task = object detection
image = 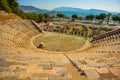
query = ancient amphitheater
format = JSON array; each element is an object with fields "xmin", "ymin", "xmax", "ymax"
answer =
[{"xmin": 0, "ymin": 12, "xmax": 120, "ymax": 80}]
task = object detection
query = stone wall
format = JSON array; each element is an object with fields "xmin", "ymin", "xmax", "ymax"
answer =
[
  {"xmin": 43, "ymin": 25, "xmax": 114, "ymax": 37},
  {"xmin": 43, "ymin": 25, "xmax": 90, "ymax": 37},
  {"xmin": 82, "ymin": 28, "xmax": 120, "ymax": 54}
]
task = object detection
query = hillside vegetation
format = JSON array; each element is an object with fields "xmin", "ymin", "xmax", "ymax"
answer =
[{"xmin": 0, "ymin": 0, "xmax": 51, "ymax": 22}]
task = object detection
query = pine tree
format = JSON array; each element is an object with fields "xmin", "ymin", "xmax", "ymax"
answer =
[{"xmin": 0, "ymin": 0, "xmax": 11, "ymax": 12}]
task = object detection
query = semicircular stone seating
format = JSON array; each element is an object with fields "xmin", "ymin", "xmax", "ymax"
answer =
[
  {"xmin": 66, "ymin": 28, "xmax": 120, "ymax": 80},
  {"xmin": 0, "ymin": 12, "xmax": 120, "ymax": 80}
]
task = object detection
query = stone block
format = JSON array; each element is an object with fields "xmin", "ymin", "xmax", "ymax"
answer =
[
  {"xmin": 30, "ymin": 77, "xmax": 48, "ymax": 80},
  {"xmin": 96, "ymin": 68, "xmax": 109, "ymax": 74},
  {"xmin": 106, "ymin": 59, "xmax": 118, "ymax": 65},
  {"xmin": 109, "ymin": 68, "xmax": 120, "ymax": 76},
  {"xmin": 78, "ymin": 65, "xmax": 95, "ymax": 71},
  {"xmin": 88, "ymin": 62, "xmax": 108, "ymax": 68},
  {"xmin": 84, "ymin": 69, "xmax": 100, "ymax": 80},
  {"xmin": 43, "ymin": 70, "xmax": 56, "ymax": 75},
  {"xmin": 53, "ymin": 67, "xmax": 67, "ymax": 74}
]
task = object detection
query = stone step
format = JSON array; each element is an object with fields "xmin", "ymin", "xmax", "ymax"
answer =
[{"xmin": 84, "ymin": 69, "xmax": 100, "ymax": 80}]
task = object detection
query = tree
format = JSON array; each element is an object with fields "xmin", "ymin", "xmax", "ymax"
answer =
[
  {"xmin": 43, "ymin": 13, "xmax": 50, "ymax": 19},
  {"xmin": 112, "ymin": 16, "xmax": 120, "ymax": 24},
  {"xmin": 95, "ymin": 15, "xmax": 101, "ymax": 20},
  {"xmin": 72, "ymin": 14, "xmax": 78, "ymax": 19},
  {"xmin": 57, "ymin": 13, "xmax": 65, "ymax": 20},
  {"xmin": 25, "ymin": 12, "xmax": 39, "ymax": 21},
  {"xmin": 96, "ymin": 13, "xmax": 107, "ymax": 20},
  {"xmin": 0, "ymin": 0, "xmax": 11, "ymax": 12},
  {"xmin": 51, "ymin": 15, "xmax": 55, "ymax": 18},
  {"xmin": 15, "ymin": 9, "xmax": 26, "ymax": 18},
  {"xmin": 0, "ymin": 0, "xmax": 59, "ymax": 22},
  {"xmin": 7, "ymin": 0, "xmax": 18, "ymax": 8},
  {"xmin": 0, "ymin": 0, "xmax": 25, "ymax": 17},
  {"xmin": 7, "ymin": 0, "xmax": 19, "ymax": 13},
  {"xmin": 39, "ymin": 14, "xmax": 46, "ymax": 22},
  {"xmin": 86, "ymin": 14, "xmax": 95, "ymax": 20},
  {"xmin": 95, "ymin": 13, "xmax": 107, "ymax": 24}
]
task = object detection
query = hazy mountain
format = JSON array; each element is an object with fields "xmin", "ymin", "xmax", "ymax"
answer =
[
  {"xmin": 19, "ymin": 5, "xmax": 49, "ymax": 13},
  {"xmin": 52, "ymin": 7, "xmax": 108, "ymax": 15},
  {"xmin": 19, "ymin": 6, "xmax": 119, "ymax": 15},
  {"xmin": 52, "ymin": 7, "xmax": 118, "ymax": 15},
  {"xmin": 19, "ymin": 5, "xmax": 60, "ymax": 16}
]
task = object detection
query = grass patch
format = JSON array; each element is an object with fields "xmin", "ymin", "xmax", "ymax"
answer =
[{"xmin": 34, "ymin": 32, "xmax": 86, "ymax": 52}]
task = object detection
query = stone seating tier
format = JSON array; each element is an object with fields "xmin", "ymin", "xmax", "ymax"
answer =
[{"xmin": 0, "ymin": 12, "xmax": 120, "ymax": 80}]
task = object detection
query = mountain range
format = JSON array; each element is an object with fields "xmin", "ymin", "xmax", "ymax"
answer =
[
  {"xmin": 19, "ymin": 5, "xmax": 119, "ymax": 15},
  {"xmin": 52, "ymin": 7, "xmax": 109, "ymax": 15},
  {"xmin": 19, "ymin": 5, "xmax": 49, "ymax": 13}
]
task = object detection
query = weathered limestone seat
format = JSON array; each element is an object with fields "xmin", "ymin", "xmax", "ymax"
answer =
[
  {"xmin": 65, "ymin": 28, "xmax": 120, "ymax": 80},
  {"xmin": 0, "ymin": 12, "xmax": 120, "ymax": 80}
]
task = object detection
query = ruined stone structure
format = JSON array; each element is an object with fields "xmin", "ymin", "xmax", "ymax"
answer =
[
  {"xmin": 43, "ymin": 25, "xmax": 114, "ymax": 37},
  {"xmin": 87, "ymin": 28, "xmax": 120, "ymax": 54},
  {"xmin": 0, "ymin": 16, "xmax": 77, "ymax": 80},
  {"xmin": 43, "ymin": 25, "xmax": 90, "ymax": 36},
  {"xmin": 0, "ymin": 12, "xmax": 120, "ymax": 80},
  {"xmin": 72, "ymin": 28, "xmax": 80, "ymax": 35},
  {"xmin": 66, "ymin": 28, "xmax": 120, "ymax": 80}
]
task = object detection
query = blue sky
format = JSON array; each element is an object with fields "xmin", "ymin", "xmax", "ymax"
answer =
[{"xmin": 18, "ymin": 0, "xmax": 120, "ymax": 12}]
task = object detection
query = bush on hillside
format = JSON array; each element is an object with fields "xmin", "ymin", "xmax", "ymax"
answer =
[{"xmin": 0, "ymin": 0, "xmax": 12, "ymax": 12}]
